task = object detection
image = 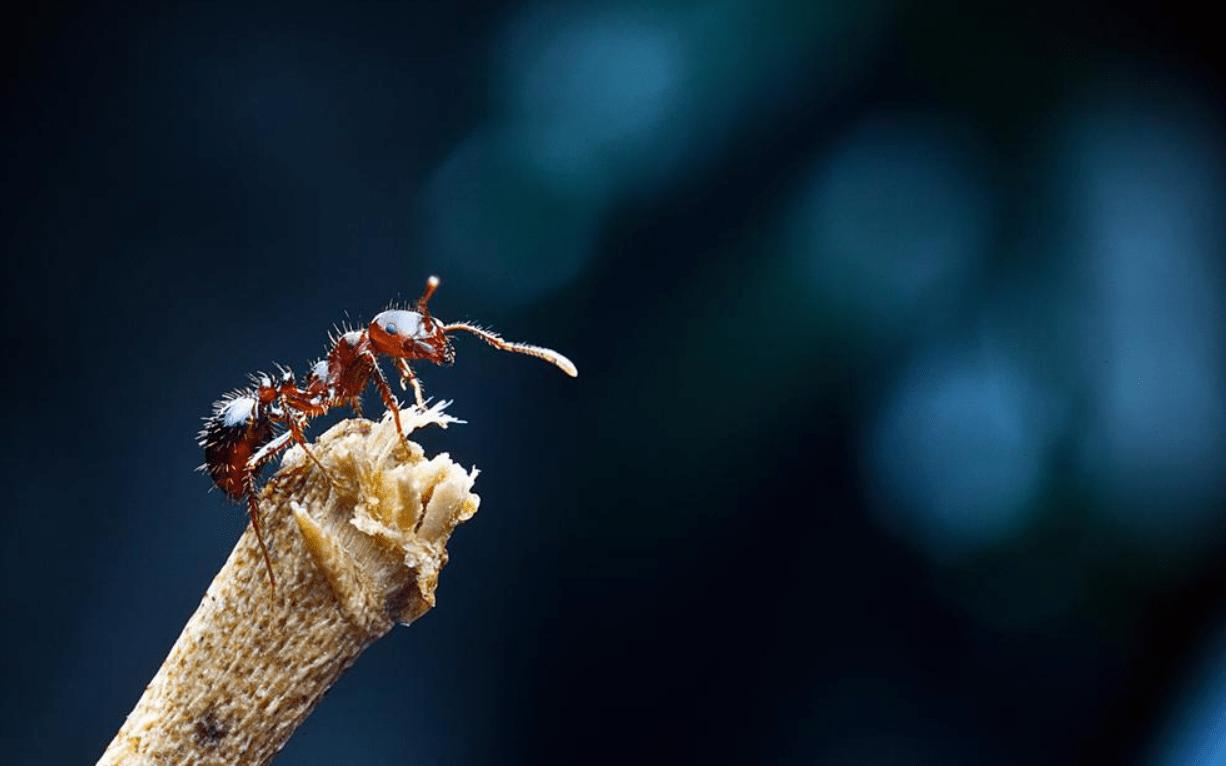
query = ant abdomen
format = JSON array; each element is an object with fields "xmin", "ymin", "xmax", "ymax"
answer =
[{"xmin": 198, "ymin": 393, "xmax": 273, "ymax": 500}]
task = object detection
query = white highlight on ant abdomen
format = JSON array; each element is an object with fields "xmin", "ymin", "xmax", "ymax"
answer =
[{"xmin": 221, "ymin": 396, "xmax": 257, "ymax": 428}]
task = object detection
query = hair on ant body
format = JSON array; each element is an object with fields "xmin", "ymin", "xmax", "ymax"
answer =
[{"xmin": 197, "ymin": 276, "xmax": 577, "ymax": 589}]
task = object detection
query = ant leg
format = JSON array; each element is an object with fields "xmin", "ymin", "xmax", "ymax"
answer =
[
  {"xmin": 239, "ymin": 429, "xmax": 311, "ymax": 591},
  {"xmin": 396, "ymin": 359, "xmax": 426, "ymax": 408},
  {"xmin": 367, "ymin": 355, "xmax": 411, "ymax": 449},
  {"xmin": 280, "ymin": 407, "xmax": 338, "ymax": 487},
  {"xmin": 248, "ymin": 431, "xmax": 294, "ymax": 473},
  {"xmin": 245, "ymin": 484, "xmax": 278, "ymax": 592}
]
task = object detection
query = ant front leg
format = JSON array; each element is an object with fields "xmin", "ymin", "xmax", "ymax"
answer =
[
  {"xmin": 396, "ymin": 359, "xmax": 426, "ymax": 408},
  {"xmin": 366, "ymin": 354, "xmax": 412, "ymax": 451}
]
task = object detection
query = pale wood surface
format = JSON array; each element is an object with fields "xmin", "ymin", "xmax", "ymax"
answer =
[{"xmin": 99, "ymin": 405, "xmax": 479, "ymax": 765}]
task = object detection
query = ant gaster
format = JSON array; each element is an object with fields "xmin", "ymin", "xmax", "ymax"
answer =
[{"xmin": 198, "ymin": 276, "xmax": 577, "ymax": 589}]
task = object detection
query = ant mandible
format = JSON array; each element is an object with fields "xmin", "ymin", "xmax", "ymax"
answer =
[{"xmin": 198, "ymin": 276, "xmax": 577, "ymax": 588}]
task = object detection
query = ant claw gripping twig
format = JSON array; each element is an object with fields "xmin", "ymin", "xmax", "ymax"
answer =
[{"xmin": 198, "ymin": 275, "xmax": 578, "ymax": 587}]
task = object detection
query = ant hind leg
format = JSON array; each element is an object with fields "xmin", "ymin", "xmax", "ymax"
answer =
[{"xmin": 245, "ymin": 488, "xmax": 278, "ymax": 592}]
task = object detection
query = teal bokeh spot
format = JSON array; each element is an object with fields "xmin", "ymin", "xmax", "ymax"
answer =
[
  {"xmin": 421, "ymin": 129, "xmax": 602, "ymax": 308},
  {"xmin": 865, "ymin": 348, "xmax": 1053, "ymax": 558},
  {"xmin": 789, "ymin": 114, "xmax": 989, "ymax": 340}
]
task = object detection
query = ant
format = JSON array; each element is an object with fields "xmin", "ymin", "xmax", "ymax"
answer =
[{"xmin": 198, "ymin": 276, "xmax": 577, "ymax": 588}]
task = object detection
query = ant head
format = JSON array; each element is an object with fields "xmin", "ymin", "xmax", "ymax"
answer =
[
  {"xmin": 367, "ymin": 276, "xmax": 455, "ymax": 365},
  {"xmin": 368, "ymin": 309, "xmax": 455, "ymax": 365}
]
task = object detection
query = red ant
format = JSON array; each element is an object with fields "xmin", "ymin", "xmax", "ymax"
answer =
[{"xmin": 198, "ymin": 276, "xmax": 577, "ymax": 588}]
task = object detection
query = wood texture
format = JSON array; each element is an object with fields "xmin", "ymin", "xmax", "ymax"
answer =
[{"xmin": 99, "ymin": 405, "xmax": 479, "ymax": 765}]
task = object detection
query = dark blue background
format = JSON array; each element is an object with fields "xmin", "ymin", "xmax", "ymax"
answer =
[{"xmin": 4, "ymin": 2, "xmax": 1226, "ymax": 763}]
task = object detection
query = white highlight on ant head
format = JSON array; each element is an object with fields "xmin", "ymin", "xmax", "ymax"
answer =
[{"xmin": 372, "ymin": 309, "xmax": 427, "ymax": 340}]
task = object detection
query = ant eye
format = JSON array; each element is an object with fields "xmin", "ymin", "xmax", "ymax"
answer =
[{"xmin": 385, "ymin": 323, "xmax": 397, "ymax": 335}]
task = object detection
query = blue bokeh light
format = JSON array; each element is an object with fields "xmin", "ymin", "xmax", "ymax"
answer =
[
  {"xmin": 1066, "ymin": 91, "xmax": 1226, "ymax": 542},
  {"xmin": 420, "ymin": 1, "xmax": 891, "ymax": 308},
  {"xmin": 1150, "ymin": 619, "xmax": 1226, "ymax": 766},
  {"xmin": 500, "ymin": 6, "xmax": 687, "ymax": 195},
  {"xmin": 865, "ymin": 346, "xmax": 1055, "ymax": 558},
  {"xmin": 788, "ymin": 114, "xmax": 990, "ymax": 339},
  {"xmin": 498, "ymin": 2, "xmax": 888, "ymax": 197},
  {"xmin": 419, "ymin": 128, "xmax": 602, "ymax": 307}
]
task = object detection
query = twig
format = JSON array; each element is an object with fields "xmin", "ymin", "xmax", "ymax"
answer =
[{"xmin": 98, "ymin": 403, "xmax": 480, "ymax": 766}]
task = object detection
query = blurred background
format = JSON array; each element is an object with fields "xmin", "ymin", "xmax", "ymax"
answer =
[{"xmin": 3, "ymin": 1, "xmax": 1226, "ymax": 763}]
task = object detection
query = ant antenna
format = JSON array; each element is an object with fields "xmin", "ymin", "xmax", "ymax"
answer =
[
  {"xmin": 443, "ymin": 322, "xmax": 579, "ymax": 378},
  {"xmin": 418, "ymin": 275, "xmax": 441, "ymax": 314}
]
